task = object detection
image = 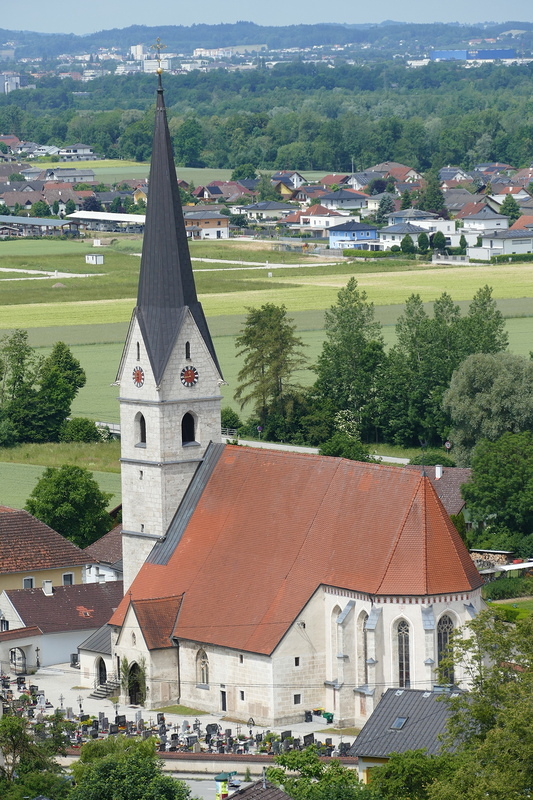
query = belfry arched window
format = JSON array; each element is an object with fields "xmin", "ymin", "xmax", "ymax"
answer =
[
  {"xmin": 182, "ymin": 412, "xmax": 195, "ymax": 445},
  {"xmin": 197, "ymin": 649, "xmax": 209, "ymax": 686},
  {"xmin": 437, "ymin": 614, "xmax": 455, "ymax": 684},
  {"xmin": 397, "ymin": 620, "xmax": 410, "ymax": 688},
  {"xmin": 135, "ymin": 412, "xmax": 146, "ymax": 446},
  {"xmin": 185, "ymin": 341, "xmax": 191, "ymax": 360}
]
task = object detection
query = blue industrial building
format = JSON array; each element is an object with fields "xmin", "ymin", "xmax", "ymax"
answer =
[{"xmin": 430, "ymin": 48, "xmax": 516, "ymax": 61}]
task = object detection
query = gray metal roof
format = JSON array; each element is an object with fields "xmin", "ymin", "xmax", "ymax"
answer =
[
  {"xmin": 0, "ymin": 214, "xmax": 77, "ymax": 227},
  {"xmin": 380, "ymin": 223, "xmax": 427, "ymax": 234},
  {"xmin": 129, "ymin": 77, "xmax": 222, "ymax": 385},
  {"xmin": 349, "ymin": 688, "xmax": 456, "ymax": 758},
  {"xmin": 148, "ymin": 442, "xmax": 226, "ymax": 566},
  {"xmin": 329, "ymin": 221, "xmax": 378, "ymax": 232},
  {"xmin": 78, "ymin": 622, "xmax": 113, "ymax": 655},
  {"xmin": 482, "ymin": 229, "xmax": 533, "ymax": 239}
]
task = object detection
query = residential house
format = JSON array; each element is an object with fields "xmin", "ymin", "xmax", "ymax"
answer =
[
  {"xmin": 349, "ymin": 688, "xmax": 456, "ymax": 783},
  {"xmin": 58, "ymin": 143, "xmax": 97, "ymax": 161},
  {"xmin": 297, "ymin": 204, "xmax": 344, "ymax": 237},
  {"xmin": 318, "ymin": 173, "xmax": 349, "ymax": 189},
  {"xmin": 183, "ymin": 209, "xmax": 230, "ymax": 239},
  {"xmin": 0, "ymin": 507, "xmax": 86, "ymax": 593},
  {"xmin": 468, "ymin": 228, "xmax": 533, "ymax": 260},
  {"xmin": 271, "ymin": 170, "xmax": 306, "ymax": 189},
  {"xmin": 83, "ymin": 524, "xmax": 123, "ymax": 584},
  {"xmin": 328, "ymin": 220, "xmax": 379, "ymax": 249},
  {"xmin": 244, "ymin": 200, "xmax": 294, "ymax": 221},
  {"xmin": 43, "ymin": 167, "xmax": 96, "ymax": 183},
  {"xmin": 510, "ymin": 215, "xmax": 533, "ymax": 230},
  {"xmin": 489, "ymin": 186, "xmax": 531, "ymax": 206},
  {"xmin": 461, "ymin": 205, "xmax": 509, "ymax": 235},
  {"xmin": 192, "ymin": 185, "xmax": 225, "ymax": 202},
  {"xmin": 443, "ymin": 190, "xmax": 485, "ymax": 216},
  {"xmin": 379, "ymin": 222, "xmax": 428, "ymax": 249},
  {"xmin": 402, "ymin": 465, "xmax": 471, "ymax": 517},
  {"xmin": 320, "ymin": 188, "xmax": 368, "ymax": 212},
  {"xmin": 474, "ymin": 162, "xmax": 515, "ymax": 176},
  {"xmin": 439, "ymin": 166, "xmax": 470, "ymax": 182},
  {"xmin": 345, "ymin": 171, "xmax": 386, "ymax": 191},
  {"xmin": 0, "ymin": 581, "xmax": 123, "ymax": 672},
  {"xmin": 0, "ymin": 134, "xmax": 20, "ymax": 151},
  {"xmin": 369, "ymin": 161, "xmax": 423, "ymax": 183},
  {"xmin": 362, "ymin": 192, "xmax": 400, "ymax": 217},
  {"xmin": 271, "ymin": 179, "xmax": 296, "ymax": 199},
  {"xmin": 386, "ymin": 209, "xmax": 457, "ymax": 244},
  {"xmin": 293, "ymin": 186, "xmax": 328, "ymax": 206}
]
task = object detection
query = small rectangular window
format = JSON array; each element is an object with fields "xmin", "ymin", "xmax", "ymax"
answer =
[
  {"xmin": 0, "ymin": 620, "xmax": 9, "ymax": 631},
  {"xmin": 239, "ymin": 654, "xmax": 243, "ymax": 664},
  {"xmin": 294, "ymin": 657, "xmax": 300, "ymax": 666},
  {"xmin": 240, "ymin": 690, "xmax": 245, "ymax": 701},
  {"xmin": 62, "ymin": 573, "xmax": 74, "ymax": 586},
  {"xmin": 23, "ymin": 577, "xmax": 34, "ymax": 589},
  {"xmin": 294, "ymin": 694, "xmax": 301, "ymax": 704}
]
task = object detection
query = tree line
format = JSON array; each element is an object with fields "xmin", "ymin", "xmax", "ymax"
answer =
[{"xmin": 3, "ymin": 61, "xmax": 533, "ymax": 168}]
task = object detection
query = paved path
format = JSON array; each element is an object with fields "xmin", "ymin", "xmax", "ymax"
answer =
[
  {"xmin": 237, "ymin": 439, "xmax": 409, "ymax": 464},
  {"xmin": 0, "ymin": 267, "xmax": 102, "ymax": 281}
]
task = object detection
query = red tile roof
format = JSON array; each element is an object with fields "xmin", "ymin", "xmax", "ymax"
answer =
[
  {"xmin": 401, "ymin": 466, "xmax": 471, "ymax": 515},
  {"xmin": 511, "ymin": 215, "xmax": 533, "ymax": 230},
  {"xmin": 110, "ymin": 447, "xmax": 482, "ymax": 655},
  {"xmin": 131, "ymin": 595, "xmax": 183, "ymax": 650},
  {"xmin": 455, "ymin": 201, "xmax": 487, "ymax": 219},
  {"xmin": 5, "ymin": 581, "xmax": 124, "ymax": 634},
  {"xmin": 0, "ymin": 509, "xmax": 86, "ymax": 573},
  {"xmin": 0, "ymin": 625, "xmax": 42, "ymax": 642},
  {"xmin": 83, "ymin": 524, "xmax": 123, "ymax": 565}
]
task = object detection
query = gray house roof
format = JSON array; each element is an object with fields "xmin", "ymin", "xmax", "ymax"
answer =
[
  {"xmin": 330, "ymin": 221, "xmax": 378, "ymax": 232},
  {"xmin": 380, "ymin": 223, "xmax": 427, "ymax": 234},
  {"xmin": 349, "ymin": 688, "xmax": 456, "ymax": 758},
  {"xmin": 389, "ymin": 209, "xmax": 437, "ymax": 220}
]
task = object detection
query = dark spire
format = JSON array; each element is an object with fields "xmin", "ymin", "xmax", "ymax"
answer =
[{"xmin": 135, "ymin": 76, "xmax": 221, "ymax": 385}]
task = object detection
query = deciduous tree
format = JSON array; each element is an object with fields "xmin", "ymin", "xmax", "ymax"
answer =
[{"xmin": 25, "ymin": 464, "xmax": 113, "ymax": 548}]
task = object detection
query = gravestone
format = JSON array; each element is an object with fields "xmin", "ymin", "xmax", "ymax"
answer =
[
  {"xmin": 142, "ymin": 730, "xmax": 151, "ymax": 740},
  {"xmin": 102, "ymin": 717, "xmax": 109, "ymax": 730},
  {"xmin": 282, "ymin": 738, "xmax": 290, "ymax": 751},
  {"xmin": 281, "ymin": 730, "xmax": 291, "ymax": 741},
  {"xmin": 325, "ymin": 738, "xmax": 332, "ymax": 746},
  {"xmin": 225, "ymin": 728, "xmax": 232, "ymax": 738},
  {"xmin": 182, "ymin": 718, "xmax": 189, "ymax": 731},
  {"xmin": 303, "ymin": 733, "xmax": 315, "ymax": 747},
  {"xmin": 80, "ymin": 714, "xmax": 89, "ymax": 722},
  {"xmin": 192, "ymin": 741, "xmax": 201, "ymax": 753},
  {"xmin": 66, "ymin": 707, "xmax": 74, "ymax": 720},
  {"xmin": 109, "ymin": 724, "xmax": 118, "ymax": 735}
]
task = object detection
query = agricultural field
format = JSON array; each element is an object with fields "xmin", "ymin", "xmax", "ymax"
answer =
[{"xmin": 0, "ymin": 235, "xmax": 532, "ymax": 509}]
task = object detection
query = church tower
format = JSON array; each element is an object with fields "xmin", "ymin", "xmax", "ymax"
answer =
[{"xmin": 116, "ymin": 72, "xmax": 223, "ymax": 592}]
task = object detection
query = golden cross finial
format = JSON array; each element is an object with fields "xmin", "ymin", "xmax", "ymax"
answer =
[{"xmin": 151, "ymin": 38, "xmax": 167, "ymax": 74}]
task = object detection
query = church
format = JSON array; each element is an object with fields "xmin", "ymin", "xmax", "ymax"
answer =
[{"xmin": 79, "ymin": 75, "xmax": 484, "ymax": 727}]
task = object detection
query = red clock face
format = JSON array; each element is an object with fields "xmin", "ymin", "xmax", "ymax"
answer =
[
  {"xmin": 132, "ymin": 366, "xmax": 145, "ymax": 387},
  {"xmin": 181, "ymin": 365, "xmax": 199, "ymax": 387}
]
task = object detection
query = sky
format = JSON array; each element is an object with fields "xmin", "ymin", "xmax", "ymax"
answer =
[{"xmin": 2, "ymin": 1, "xmax": 532, "ymax": 36}]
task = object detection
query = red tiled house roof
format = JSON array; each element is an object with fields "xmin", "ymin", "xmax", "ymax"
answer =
[
  {"xmin": 0, "ymin": 509, "xmax": 86, "ymax": 574},
  {"xmin": 131, "ymin": 595, "xmax": 183, "ymax": 650},
  {"xmin": 111, "ymin": 447, "xmax": 482, "ymax": 655},
  {"xmin": 5, "ymin": 581, "xmax": 124, "ymax": 633},
  {"xmin": 83, "ymin": 523, "xmax": 123, "ymax": 565}
]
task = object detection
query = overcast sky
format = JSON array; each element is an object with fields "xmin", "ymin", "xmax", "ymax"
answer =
[{"xmin": 2, "ymin": 1, "xmax": 532, "ymax": 36}]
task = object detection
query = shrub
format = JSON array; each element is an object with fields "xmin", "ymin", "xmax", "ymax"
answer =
[
  {"xmin": 59, "ymin": 417, "xmax": 102, "ymax": 443},
  {"xmin": 482, "ymin": 576, "xmax": 533, "ymax": 601}
]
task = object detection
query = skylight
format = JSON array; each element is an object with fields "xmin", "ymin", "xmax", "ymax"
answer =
[{"xmin": 390, "ymin": 716, "xmax": 408, "ymax": 730}]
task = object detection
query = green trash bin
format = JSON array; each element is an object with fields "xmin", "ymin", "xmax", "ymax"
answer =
[{"xmin": 323, "ymin": 712, "xmax": 334, "ymax": 724}]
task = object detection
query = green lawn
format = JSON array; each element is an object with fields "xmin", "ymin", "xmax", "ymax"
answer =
[
  {"xmin": 0, "ymin": 462, "xmax": 121, "ymax": 511},
  {"xmin": 492, "ymin": 599, "xmax": 533, "ymax": 620}
]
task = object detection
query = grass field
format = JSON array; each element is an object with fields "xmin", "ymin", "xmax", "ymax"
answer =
[
  {"xmin": 30, "ymin": 161, "xmax": 234, "ymax": 185},
  {"xmin": 492, "ymin": 599, "xmax": 533, "ymax": 620},
  {"xmin": 0, "ymin": 461, "xmax": 121, "ymax": 511}
]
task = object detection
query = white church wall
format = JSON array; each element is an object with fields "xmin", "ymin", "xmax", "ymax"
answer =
[{"xmin": 178, "ymin": 640, "xmax": 275, "ymax": 725}]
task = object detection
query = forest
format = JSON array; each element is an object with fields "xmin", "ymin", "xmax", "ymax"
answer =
[{"xmin": 2, "ymin": 61, "xmax": 533, "ymax": 171}]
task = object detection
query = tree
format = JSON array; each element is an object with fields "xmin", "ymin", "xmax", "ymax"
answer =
[
  {"xmin": 443, "ymin": 352, "xmax": 531, "ymax": 465},
  {"xmin": 70, "ymin": 736, "xmax": 190, "ymax": 800},
  {"xmin": 267, "ymin": 745, "xmax": 365, "ymax": 800},
  {"xmin": 221, "ymin": 407, "xmax": 242, "ymax": 431},
  {"xmin": 231, "ymin": 163, "xmax": 257, "ymax": 181},
  {"xmin": 257, "ymin": 173, "xmax": 280, "ymax": 201},
  {"xmin": 375, "ymin": 194, "xmax": 395, "ymax": 224},
  {"xmin": 25, "ymin": 464, "xmax": 113, "ymax": 548},
  {"xmin": 458, "ymin": 233, "xmax": 467, "ymax": 254},
  {"xmin": 460, "ymin": 432, "xmax": 533, "ymax": 543},
  {"xmin": 234, "ymin": 304, "xmax": 307, "ymax": 427},
  {"xmin": 417, "ymin": 175, "xmax": 445, "ymax": 215},
  {"xmin": 82, "ymin": 196, "xmax": 102, "ymax": 212},
  {"xmin": 30, "ymin": 200, "xmax": 51, "ymax": 217},
  {"xmin": 173, "ymin": 117, "xmax": 205, "ymax": 167},
  {"xmin": 400, "ymin": 234, "xmax": 415, "ymax": 254},
  {"xmin": 312, "ymin": 278, "xmax": 385, "ymax": 441},
  {"xmin": 499, "ymin": 193, "xmax": 521, "ymax": 224},
  {"xmin": 417, "ymin": 232, "xmax": 429, "ymax": 253},
  {"xmin": 8, "ymin": 172, "xmax": 25, "ymax": 182},
  {"xmin": 64, "ymin": 198, "xmax": 76, "ymax": 215},
  {"xmin": 431, "ymin": 230, "xmax": 446, "ymax": 251},
  {"xmin": 52, "ymin": 199, "xmax": 60, "ymax": 215},
  {"xmin": 370, "ymin": 750, "xmax": 453, "ymax": 800},
  {"xmin": 400, "ymin": 188, "xmax": 412, "ymax": 209}
]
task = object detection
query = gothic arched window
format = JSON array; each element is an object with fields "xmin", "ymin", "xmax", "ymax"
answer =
[
  {"xmin": 182, "ymin": 412, "xmax": 195, "ymax": 445},
  {"xmin": 437, "ymin": 614, "xmax": 455, "ymax": 684},
  {"xmin": 397, "ymin": 620, "xmax": 410, "ymax": 688},
  {"xmin": 135, "ymin": 412, "xmax": 146, "ymax": 446},
  {"xmin": 185, "ymin": 341, "xmax": 191, "ymax": 360},
  {"xmin": 197, "ymin": 649, "xmax": 209, "ymax": 686}
]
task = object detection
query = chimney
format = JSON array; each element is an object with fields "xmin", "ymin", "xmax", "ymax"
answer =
[
  {"xmin": 435, "ymin": 465, "xmax": 443, "ymax": 480},
  {"xmin": 42, "ymin": 580, "xmax": 53, "ymax": 596}
]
